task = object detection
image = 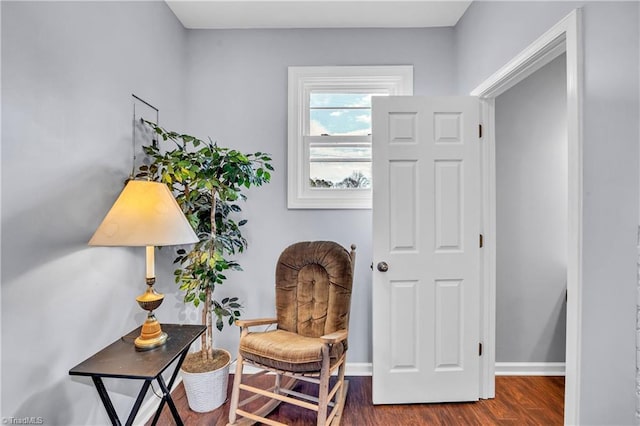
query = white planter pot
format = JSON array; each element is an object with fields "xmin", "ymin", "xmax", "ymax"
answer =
[{"xmin": 181, "ymin": 349, "xmax": 230, "ymax": 413}]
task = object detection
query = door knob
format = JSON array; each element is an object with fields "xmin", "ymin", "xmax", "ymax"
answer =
[{"xmin": 377, "ymin": 261, "xmax": 389, "ymax": 272}]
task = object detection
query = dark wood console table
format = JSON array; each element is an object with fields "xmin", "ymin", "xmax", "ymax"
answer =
[{"xmin": 69, "ymin": 324, "xmax": 206, "ymax": 426}]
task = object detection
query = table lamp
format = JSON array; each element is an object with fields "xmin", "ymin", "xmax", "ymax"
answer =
[{"xmin": 89, "ymin": 180, "xmax": 199, "ymax": 350}]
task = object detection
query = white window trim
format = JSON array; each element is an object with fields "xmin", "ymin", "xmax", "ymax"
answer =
[{"xmin": 288, "ymin": 65, "xmax": 414, "ymax": 209}]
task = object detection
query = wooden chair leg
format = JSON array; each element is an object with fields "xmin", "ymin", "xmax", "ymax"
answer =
[
  {"xmin": 332, "ymin": 359, "xmax": 348, "ymax": 425},
  {"xmin": 336, "ymin": 359, "xmax": 346, "ymax": 404},
  {"xmin": 275, "ymin": 372, "xmax": 282, "ymax": 395},
  {"xmin": 317, "ymin": 345, "xmax": 331, "ymax": 426},
  {"xmin": 228, "ymin": 353, "xmax": 245, "ymax": 425}
]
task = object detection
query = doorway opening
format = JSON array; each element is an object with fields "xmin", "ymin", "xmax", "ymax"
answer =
[
  {"xmin": 494, "ymin": 52, "xmax": 568, "ymax": 412},
  {"xmin": 472, "ymin": 9, "xmax": 582, "ymax": 425}
]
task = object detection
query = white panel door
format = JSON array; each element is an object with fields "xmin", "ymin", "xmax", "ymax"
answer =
[{"xmin": 372, "ymin": 96, "xmax": 480, "ymax": 404}]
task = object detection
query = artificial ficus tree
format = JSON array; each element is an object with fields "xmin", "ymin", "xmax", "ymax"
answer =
[{"xmin": 136, "ymin": 121, "xmax": 273, "ymax": 362}]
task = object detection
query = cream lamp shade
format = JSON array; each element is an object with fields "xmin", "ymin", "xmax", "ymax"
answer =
[
  {"xmin": 89, "ymin": 180, "xmax": 199, "ymax": 247},
  {"xmin": 89, "ymin": 179, "xmax": 198, "ymax": 350}
]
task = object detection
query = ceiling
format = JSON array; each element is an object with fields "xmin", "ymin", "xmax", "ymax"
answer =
[{"xmin": 165, "ymin": 1, "xmax": 472, "ymax": 29}]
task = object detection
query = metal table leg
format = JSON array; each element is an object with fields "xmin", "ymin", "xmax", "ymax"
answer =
[
  {"xmin": 125, "ymin": 380, "xmax": 152, "ymax": 426},
  {"xmin": 92, "ymin": 377, "xmax": 121, "ymax": 426},
  {"xmin": 167, "ymin": 349, "xmax": 189, "ymax": 389},
  {"xmin": 156, "ymin": 375, "xmax": 183, "ymax": 426},
  {"xmin": 150, "ymin": 348, "xmax": 189, "ymax": 426}
]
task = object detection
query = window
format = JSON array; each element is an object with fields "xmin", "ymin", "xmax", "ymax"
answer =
[{"xmin": 288, "ymin": 66, "xmax": 413, "ymax": 209}]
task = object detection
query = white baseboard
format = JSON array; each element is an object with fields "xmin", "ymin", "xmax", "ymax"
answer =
[
  {"xmin": 495, "ymin": 362, "xmax": 566, "ymax": 376},
  {"xmin": 342, "ymin": 362, "xmax": 565, "ymax": 376},
  {"xmin": 343, "ymin": 362, "xmax": 565, "ymax": 377},
  {"xmin": 344, "ymin": 362, "xmax": 373, "ymax": 376}
]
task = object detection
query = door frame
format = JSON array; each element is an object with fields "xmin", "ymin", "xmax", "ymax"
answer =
[{"xmin": 470, "ymin": 9, "xmax": 583, "ymax": 426}]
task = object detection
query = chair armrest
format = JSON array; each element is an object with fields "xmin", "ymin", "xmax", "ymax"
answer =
[
  {"xmin": 321, "ymin": 329, "xmax": 348, "ymax": 345},
  {"xmin": 235, "ymin": 317, "xmax": 278, "ymax": 328}
]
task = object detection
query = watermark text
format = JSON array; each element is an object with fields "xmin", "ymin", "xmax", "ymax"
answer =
[{"xmin": 2, "ymin": 417, "xmax": 44, "ymax": 425}]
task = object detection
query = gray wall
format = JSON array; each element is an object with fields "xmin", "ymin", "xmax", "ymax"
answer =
[
  {"xmin": 182, "ymin": 27, "xmax": 457, "ymax": 363},
  {"xmin": 1, "ymin": 2, "xmax": 187, "ymax": 423},
  {"xmin": 457, "ymin": 2, "xmax": 639, "ymax": 424},
  {"xmin": 495, "ymin": 55, "xmax": 567, "ymax": 363}
]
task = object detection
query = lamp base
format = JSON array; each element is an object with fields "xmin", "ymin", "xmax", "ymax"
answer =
[
  {"xmin": 135, "ymin": 313, "xmax": 168, "ymax": 350},
  {"xmin": 134, "ymin": 277, "xmax": 168, "ymax": 350}
]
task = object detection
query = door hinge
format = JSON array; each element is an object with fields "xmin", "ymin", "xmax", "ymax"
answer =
[
  {"xmin": 479, "ymin": 124, "xmax": 483, "ymax": 138},
  {"xmin": 479, "ymin": 234, "xmax": 484, "ymax": 248},
  {"xmin": 479, "ymin": 343, "xmax": 483, "ymax": 357}
]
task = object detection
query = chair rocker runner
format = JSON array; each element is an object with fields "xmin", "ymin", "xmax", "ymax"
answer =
[{"xmin": 228, "ymin": 241, "xmax": 356, "ymax": 426}]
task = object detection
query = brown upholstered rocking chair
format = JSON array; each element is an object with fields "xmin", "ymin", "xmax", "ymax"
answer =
[{"xmin": 227, "ymin": 241, "xmax": 356, "ymax": 426}]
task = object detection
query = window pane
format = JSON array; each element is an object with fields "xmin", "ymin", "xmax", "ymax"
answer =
[
  {"xmin": 309, "ymin": 162, "xmax": 372, "ymax": 189},
  {"xmin": 309, "ymin": 109, "xmax": 371, "ymax": 136},
  {"xmin": 310, "ymin": 146, "xmax": 371, "ymax": 160},
  {"xmin": 310, "ymin": 93, "xmax": 372, "ymax": 108}
]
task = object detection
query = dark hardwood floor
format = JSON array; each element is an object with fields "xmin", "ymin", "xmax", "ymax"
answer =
[{"xmin": 150, "ymin": 375, "xmax": 564, "ymax": 425}]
